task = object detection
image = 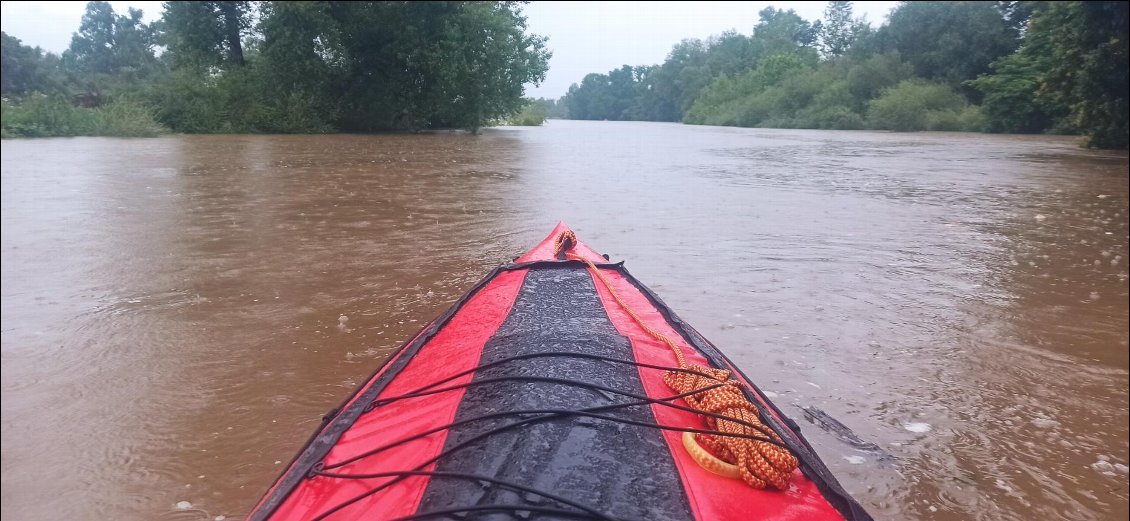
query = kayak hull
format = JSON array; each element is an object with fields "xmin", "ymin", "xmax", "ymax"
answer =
[{"xmin": 248, "ymin": 223, "xmax": 871, "ymax": 521}]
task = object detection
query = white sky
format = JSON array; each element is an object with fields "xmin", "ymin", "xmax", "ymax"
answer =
[{"xmin": 0, "ymin": 0, "xmax": 900, "ymax": 98}]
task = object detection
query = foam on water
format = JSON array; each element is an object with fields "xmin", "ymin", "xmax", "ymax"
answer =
[{"xmin": 903, "ymin": 422, "xmax": 932, "ymax": 433}]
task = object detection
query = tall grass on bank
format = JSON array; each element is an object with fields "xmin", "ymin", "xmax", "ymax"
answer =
[{"xmin": 1, "ymin": 95, "xmax": 166, "ymax": 138}]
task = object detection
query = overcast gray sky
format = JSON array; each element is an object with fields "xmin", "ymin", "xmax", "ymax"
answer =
[{"xmin": 0, "ymin": 1, "xmax": 900, "ymax": 98}]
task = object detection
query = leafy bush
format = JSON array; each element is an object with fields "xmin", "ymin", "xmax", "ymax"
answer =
[
  {"xmin": 970, "ymin": 53, "xmax": 1060, "ymax": 133},
  {"xmin": 2, "ymin": 95, "xmax": 164, "ymax": 137},
  {"xmin": 146, "ymin": 66, "xmax": 334, "ymax": 134},
  {"xmin": 845, "ymin": 53, "xmax": 914, "ymax": 108},
  {"xmin": 2, "ymin": 95, "xmax": 95, "ymax": 137},
  {"xmin": 923, "ymin": 105, "xmax": 988, "ymax": 132},
  {"xmin": 867, "ymin": 80, "xmax": 973, "ymax": 131},
  {"xmin": 89, "ymin": 100, "xmax": 166, "ymax": 136},
  {"xmin": 796, "ymin": 105, "xmax": 866, "ymax": 129},
  {"xmin": 503, "ymin": 102, "xmax": 547, "ymax": 126}
]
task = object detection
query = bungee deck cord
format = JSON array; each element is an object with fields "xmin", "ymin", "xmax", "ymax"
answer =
[
  {"xmin": 300, "ymin": 233, "xmax": 801, "ymax": 520},
  {"xmin": 554, "ymin": 230, "xmax": 799, "ymax": 490}
]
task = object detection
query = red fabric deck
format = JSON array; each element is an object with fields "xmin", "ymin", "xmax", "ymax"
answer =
[
  {"xmin": 250, "ymin": 223, "xmax": 852, "ymax": 521},
  {"xmin": 577, "ymin": 250, "xmax": 845, "ymax": 521},
  {"xmin": 264, "ymin": 270, "xmax": 527, "ymax": 520}
]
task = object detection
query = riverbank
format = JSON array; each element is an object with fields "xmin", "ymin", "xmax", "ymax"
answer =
[
  {"xmin": 0, "ymin": 95, "xmax": 1084, "ymax": 143},
  {"xmin": 0, "ymin": 96, "xmax": 550, "ymax": 138},
  {"xmin": 1, "ymin": 97, "xmax": 165, "ymax": 138}
]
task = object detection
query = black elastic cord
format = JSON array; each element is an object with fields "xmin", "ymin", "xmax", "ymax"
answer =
[
  {"xmin": 390, "ymin": 505, "xmax": 603, "ymax": 521},
  {"xmin": 312, "ymin": 470, "xmax": 617, "ymax": 520},
  {"xmin": 388, "ymin": 351, "xmax": 722, "ymax": 397},
  {"xmin": 312, "ymin": 385, "xmax": 730, "ymax": 520},
  {"xmin": 325, "ymin": 382, "xmax": 729, "ymax": 470},
  {"xmin": 367, "ymin": 374, "xmax": 783, "ymax": 443},
  {"xmin": 312, "ymin": 384, "xmax": 792, "ymax": 520},
  {"xmin": 311, "ymin": 353, "xmax": 786, "ymax": 520}
]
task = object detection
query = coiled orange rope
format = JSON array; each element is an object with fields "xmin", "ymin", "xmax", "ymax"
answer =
[{"xmin": 554, "ymin": 230, "xmax": 798, "ymax": 490}]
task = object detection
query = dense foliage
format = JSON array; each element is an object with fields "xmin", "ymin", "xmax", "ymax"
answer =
[
  {"xmin": 1, "ymin": 1, "xmax": 549, "ymax": 136},
  {"xmin": 2, "ymin": 1, "xmax": 1125, "ymax": 147},
  {"xmin": 558, "ymin": 1, "xmax": 1128, "ymax": 148},
  {"xmin": 972, "ymin": 1, "xmax": 1128, "ymax": 147}
]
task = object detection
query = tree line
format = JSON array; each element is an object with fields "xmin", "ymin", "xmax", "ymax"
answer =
[
  {"xmin": 554, "ymin": 1, "xmax": 1127, "ymax": 149},
  {"xmin": 1, "ymin": 1, "xmax": 550, "ymax": 137}
]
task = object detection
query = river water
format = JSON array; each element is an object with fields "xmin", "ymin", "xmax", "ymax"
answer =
[{"xmin": 2, "ymin": 121, "xmax": 1127, "ymax": 520}]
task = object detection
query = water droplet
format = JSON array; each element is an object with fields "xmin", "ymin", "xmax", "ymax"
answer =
[{"xmin": 175, "ymin": 501, "xmax": 192, "ymax": 510}]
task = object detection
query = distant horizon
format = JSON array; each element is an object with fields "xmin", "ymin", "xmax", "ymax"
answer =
[{"xmin": 0, "ymin": 1, "xmax": 900, "ymax": 98}]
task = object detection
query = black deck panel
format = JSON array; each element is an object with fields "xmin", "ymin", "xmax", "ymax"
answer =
[{"xmin": 416, "ymin": 267, "xmax": 694, "ymax": 520}]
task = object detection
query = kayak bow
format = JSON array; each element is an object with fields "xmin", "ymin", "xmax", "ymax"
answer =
[{"xmin": 247, "ymin": 223, "xmax": 872, "ymax": 521}]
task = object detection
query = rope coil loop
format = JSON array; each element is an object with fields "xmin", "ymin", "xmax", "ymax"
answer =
[
  {"xmin": 558, "ymin": 231, "xmax": 798, "ymax": 490},
  {"xmin": 553, "ymin": 230, "xmax": 577, "ymax": 259}
]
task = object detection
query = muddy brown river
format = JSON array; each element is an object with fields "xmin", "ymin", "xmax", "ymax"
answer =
[{"xmin": 2, "ymin": 121, "xmax": 1127, "ymax": 520}]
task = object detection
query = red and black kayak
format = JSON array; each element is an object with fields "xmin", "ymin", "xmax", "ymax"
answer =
[{"xmin": 248, "ymin": 223, "xmax": 872, "ymax": 521}]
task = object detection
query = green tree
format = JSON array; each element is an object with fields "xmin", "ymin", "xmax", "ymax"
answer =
[
  {"xmin": 629, "ymin": 64, "xmax": 676, "ymax": 121},
  {"xmin": 63, "ymin": 2, "xmax": 158, "ymax": 77},
  {"xmin": 970, "ymin": 51, "xmax": 1063, "ymax": 133},
  {"xmin": 818, "ymin": 1, "xmax": 867, "ymax": 58},
  {"xmin": 1036, "ymin": 1, "xmax": 1128, "ymax": 147},
  {"xmin": 563, "ymin": 73, "xmax": 610, "ymax": 120},
  {"xmin": 256, "ymin": 1, "xmax": 548, "ymax": 132},
  {"xmin": 973, "ymin": 1, "xmax": 1127, "ymax": 146},
  {"xmin": 1, "ymin": 32, "xmax": 66, "ymax": 96},
  {"xmin": 431, "ymin": 1, "xmax": 551, "ymax": 132},
  {"xmin": 585, "ymin": 38, "xmax": 708, "ymax": 122},
  {"xmin": 661, "ymin": 39, "xmax": 710, "ymax": 119},
  {"xmin": 163, "ymin": 1, "xmax": 253, "ymax": 68},
  {"xmin": 879, "ymin": 1, "xmax": 1020, "ymax": 98},
  {"xmin": 531, "ymin": 97, "xmax": 566, "ymax": 119},
  {"xmin": 752, "ymin": 7, "xmax": 819, "ymax": 58},
  {"xmin": 844, "ymin": 53, "xmax": 914, "ymax": 109},
  {"xmin": 705, "ymin": 31, "xmax": 756, "ymax": 76}
]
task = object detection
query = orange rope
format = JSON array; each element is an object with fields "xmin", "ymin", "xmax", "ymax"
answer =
[{"xmin": 553, "ymin": 230, "xmax": 798, "ymax": 490}]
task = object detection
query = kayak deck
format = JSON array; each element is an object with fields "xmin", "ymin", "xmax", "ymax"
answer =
[{"xmin": 248, "ymin": 223, "xmax": 870, "ymax": 521}]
